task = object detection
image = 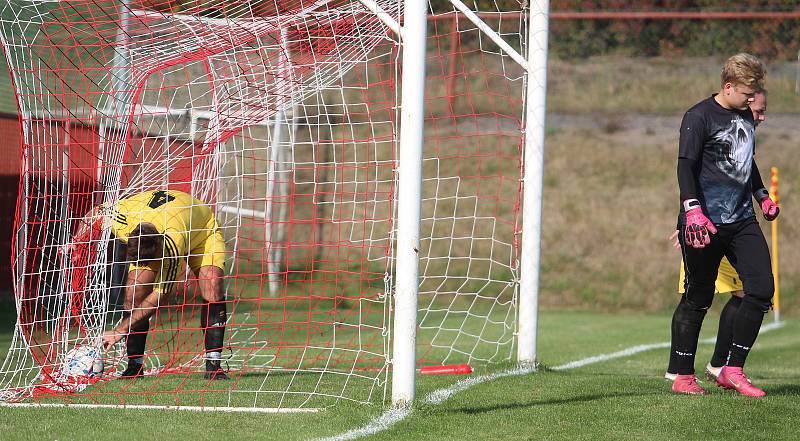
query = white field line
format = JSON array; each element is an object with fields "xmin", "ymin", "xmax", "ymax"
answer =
[
  {"xmin": 311, "ymin": 408, "xmax": 411, "ymax": 441},
  {"xmin": 553, "ymin": 319, "xmax": 785, "ymax": 371},
  {"xmin": 314, "ymin": 320, "xmax": 787, "ymax": 441},
  {"xmin": 425, "ymin": 365, "xmax": 535, "ymax": 405},
  {"xmin": 0, "ymin": 402, "xmax": 319, "ymax": 413}
]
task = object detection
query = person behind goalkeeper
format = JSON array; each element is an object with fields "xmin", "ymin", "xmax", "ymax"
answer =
[{"xmin": 76, "ymin": 189, "xmax": 229, "ymax": 380}]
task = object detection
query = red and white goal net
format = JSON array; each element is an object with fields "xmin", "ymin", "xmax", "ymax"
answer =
[{"xmin": 0, "ymin": 0, "xmax": 532, "ymax": 409}]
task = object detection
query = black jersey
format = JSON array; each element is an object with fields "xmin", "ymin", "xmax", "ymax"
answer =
[{"xmin": 678, "ymin": 95, "xmax": 756, "ymax": 224}]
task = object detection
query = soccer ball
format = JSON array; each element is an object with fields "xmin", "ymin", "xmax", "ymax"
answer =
[{"xmin": 61, "ymin": 345, "xmax": 104, "ymax": 377}]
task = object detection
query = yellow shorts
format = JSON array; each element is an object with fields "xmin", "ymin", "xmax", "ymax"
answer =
[
  {"xmin": 678, "ymin": 257, "xmax": 743, "ymax": 294},
  {"xmin": 186, "ymin": 220, "xmax": 226, "ymax": 274}
]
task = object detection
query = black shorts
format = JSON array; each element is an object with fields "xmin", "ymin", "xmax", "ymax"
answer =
[{"xmin": 679, "ymin": 217, "xmax": 774, "ymax": 310}]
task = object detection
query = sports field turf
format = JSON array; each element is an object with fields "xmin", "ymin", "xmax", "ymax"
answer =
[{"xmin": 0, "ymin": 308, "xmax": 797, "ymax": 441}]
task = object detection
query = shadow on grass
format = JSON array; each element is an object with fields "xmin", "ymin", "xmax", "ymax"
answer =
[
  {"xmin": 765, "ymin": 384, "xmax": 800, "ymax": 396},
  {"xmin": 453, "ymin": 391, "xmax": 650, "ymax": 414}
]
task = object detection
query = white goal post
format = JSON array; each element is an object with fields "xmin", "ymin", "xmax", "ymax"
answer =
[{"xmin": 0, "ymin": 0, "xmax": 549, "ymax": 410}]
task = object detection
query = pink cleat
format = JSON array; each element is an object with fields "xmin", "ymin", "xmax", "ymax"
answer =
[
  {"xmin": 716, "ymin": 366, "xmax": 766, "ymax": 397},
  {"xmin": 672, "ymin": 374, "xmax": 708, "ymax": 395}
]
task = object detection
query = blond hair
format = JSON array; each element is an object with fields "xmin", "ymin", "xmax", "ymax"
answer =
[{"xmin": 721, "ymin": 53, "xmax": 765, "ymax": 89}]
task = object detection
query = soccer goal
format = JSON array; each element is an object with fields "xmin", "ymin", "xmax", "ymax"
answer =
[{"xmin": 0, "ymin": 0, "xmax": 548, "ymax": 410}]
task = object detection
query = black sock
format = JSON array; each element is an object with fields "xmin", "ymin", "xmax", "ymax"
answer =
[
  {"xmin": 710, "ymin": 295, "xmax": 742, "ymax": 367},
  {"xmin": 670, "ymin": 296, "xmax": 708, "ymax": 375},
  {"xmin": 727, "ymin": 299, "xmax": 766, "ymax": 367},
  {"xmin": 204, "ymin": 301, "xmax": 227, "ymax": 354},
  {"xmin": 126, "ymin": 319, "xmax": 150, "ymax": 363},
  {"xmin": 666, "ymin": 344, "xmax": 678, "ymax": 375}
]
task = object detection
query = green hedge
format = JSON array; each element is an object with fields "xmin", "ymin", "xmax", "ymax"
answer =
[
  {"xmin": 91, "ymin": 1, "xmax": 800, "ymax": 60},
  {"xmin": 547, "ymin": 1, "xmax": 800, "ymax": 60},
  {"xmin": 428, "ymin": 0, "xmax": 800, "ymax": 60}
]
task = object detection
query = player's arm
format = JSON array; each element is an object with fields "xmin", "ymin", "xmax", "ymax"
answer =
[
  {"xmin": 677, "ymin": 111, "xmax": 717, "ymax": 248},
  {"xmin": 102, "ymin": 268, "xmax": 161, "ymax": 349},
  {"xmin": 669, "ymin": 230, "xmax": 680, "ymax": 249},
  {"xmin": 750, "ymin": 160, "xmax": 779, "ymax": 221}
]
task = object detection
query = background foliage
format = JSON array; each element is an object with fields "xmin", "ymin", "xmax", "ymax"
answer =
[
  {"xmin": 545, "ymin": 1, "xmax": 800, "ymax": 60},
  {"xmin": 139, "ymin": 0, "xmax": 800, "ymax": 60}
]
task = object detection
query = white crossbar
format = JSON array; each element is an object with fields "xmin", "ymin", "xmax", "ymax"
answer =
[
  {"xmin": 356, "ymin": 0, "xmax": 403, "ymax": 38},
  {"xmin": 447, "ymin": 0, "xmax": 530, "ymax": 71}
]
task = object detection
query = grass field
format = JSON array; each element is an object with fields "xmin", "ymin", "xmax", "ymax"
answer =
[
  {"xmin": 0, "ymin": 13, "xmax": 798, "ymax": 438},
  {"xmin": 1, "ymin": 304, "xmax": 797, "ymax": 441}
]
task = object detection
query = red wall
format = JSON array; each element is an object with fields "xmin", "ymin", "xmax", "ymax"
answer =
[
  {"xmin": 0, "ymin": 114, "xmax": 21, "ymax": 297},
  {"xmin": 0, "ymin": 113, "xmax": 200, "ymax": 298}
]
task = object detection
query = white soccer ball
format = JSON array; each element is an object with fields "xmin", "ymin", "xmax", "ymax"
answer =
[{"xmin": 61, "ymin": 345, "xmax": 104, "ymax": 377}]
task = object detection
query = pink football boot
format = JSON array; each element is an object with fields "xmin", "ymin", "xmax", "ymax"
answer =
[
  {"xmin": 716, "ymin": 366, "xmax": 766, "ymax": 397},
  {"xmin": 672, "ymin": 374, "xmax": 708, "ymax": 395}
]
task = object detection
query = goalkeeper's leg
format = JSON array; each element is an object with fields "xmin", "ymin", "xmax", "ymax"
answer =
[
  {"xmin": 671, "ymin": 230, "xmax": 725, "ymax": 374},
  {"xmin": 727, "ymin": 226, "xmax": 774, "ymax": 369},
  {"xmin": 198, "ymin": 265, "xmax": 228, "ymax": 380},
  {"xmin": 669, "ymin": 230, "xmax": 723, "ymax": 394},
  {"xmin": 715, "ymin": 226, "xmax": 774, "ymax": 397}
]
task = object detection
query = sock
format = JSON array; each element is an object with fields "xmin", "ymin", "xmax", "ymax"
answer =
[
  {"xmin": 670, "ymin": 296, "xmax": 709, "ymax": 375},
  {"xmin": 727, "ymin": 299, "xmax": 766, "ymax": 367},
  {"xmin": 204, "ymin": 301, "xmax": 227, "ymax": 355},
  {"xmin": 125, "ymin": 315, "xmax": 150, "ymax": 363},
  {"xmin": 205, "ymin": 351, "xmax": 222, "ymax": 371},
  {"xmin": 709, "ymin": 295, "xmax": 742, "ymax": 367},
  {"xmin": 666, "ymin": 348, "xmax": 678, "ymax": 375}
]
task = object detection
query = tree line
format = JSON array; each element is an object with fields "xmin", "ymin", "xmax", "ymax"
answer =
[{"xmin": 135, "ymin": 0, "xmax": 799, "ymax": 60}]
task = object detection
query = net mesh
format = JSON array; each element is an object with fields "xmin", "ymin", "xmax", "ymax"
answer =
[{"xmin": 0, "ymin": 0, "xmax": 528, "ymax": 408}]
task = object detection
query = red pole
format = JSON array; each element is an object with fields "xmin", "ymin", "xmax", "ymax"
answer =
[
  {"xmin": 446, "ymin": 14, "xmax": 460, "ymax": 116},
  {"xmin": 427, "ymin": 10, "xmax": 800, "ymax": 21}
]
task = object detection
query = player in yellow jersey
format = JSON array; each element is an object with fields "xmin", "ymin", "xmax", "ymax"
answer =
[
  {"xmin": 72, "ymin": 189, "xmax": 229, "ymax": 379},
  {"xmin": 665, "ymin": 88, "xmax": 768, "ymax": 385}
]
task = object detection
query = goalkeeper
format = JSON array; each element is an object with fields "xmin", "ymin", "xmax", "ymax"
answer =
[
  {"xmin": 670, "ymin": 60, "xmax": 777, "ymax": 398},
  {"xmin": 74, "ymin": 189, "xmax": 229, "ymax": 380},
  {"xmin": 665, "ymin": 88, "xmax": 768, "ymax": 382}
]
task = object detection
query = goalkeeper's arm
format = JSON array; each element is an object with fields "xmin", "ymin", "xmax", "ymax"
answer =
[
  {"xmin": 678, "ymin": 157, "xmax": 717, "ymax": 248},
  {"xmin": 751, "ymin": 161, "xmax": 779, "ymax": 221}
]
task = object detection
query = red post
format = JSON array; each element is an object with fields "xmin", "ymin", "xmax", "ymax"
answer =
[{"xmin": 446, "ymin": 13, "xmax": 460, "ymax": 116}]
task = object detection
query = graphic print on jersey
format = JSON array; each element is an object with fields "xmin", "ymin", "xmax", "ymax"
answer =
[
  {"xmin": 706, "ymin": 114, "xmax": 755, "ymax": 223},
  {"xmin": 713, "ymin": 115, "xmax": 753, "ymax": 185}
]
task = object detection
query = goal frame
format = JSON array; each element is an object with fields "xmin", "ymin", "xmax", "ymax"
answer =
[
  {"xmin": 0, "ymin": 0, "xmax": 549, "ymax": 410},
  {"xmin": 391, "ymin": 0, "xmax": 549, "ymax": 406}
]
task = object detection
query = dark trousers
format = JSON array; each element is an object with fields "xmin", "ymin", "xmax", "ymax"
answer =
[{"xmin": 670, "ymin": 217, "xmax": 774, "ymax": 375}]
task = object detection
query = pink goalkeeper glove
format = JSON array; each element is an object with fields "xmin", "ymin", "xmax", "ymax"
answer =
[
  {"xmin": 761, "ymin": 198, "xmax": 779, "ymax": 221},
  {"xmin": 755, "ymin": 188, "xmax": 780, "ymax": 221},
  {"xmin": 684, "ymin": 203, "xmax": 717, "ymax": 248}
]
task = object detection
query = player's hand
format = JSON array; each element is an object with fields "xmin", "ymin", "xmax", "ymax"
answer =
[
  {"xmin": 760, "ymin": 197, "xmax": 779, "ymax": 221},
  {"xmin": 101, "ymin": 329, "xmax": 124, "ymax": 350},
  {"xmin": 669, "ymin": 230, "xmax": 680, "ymax": 249},
  {"xmin": 684, "ymin": 207, "xmax": 717, "ymax": 248}
]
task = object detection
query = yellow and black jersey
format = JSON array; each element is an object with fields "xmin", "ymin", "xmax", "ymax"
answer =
[{"xmin": 109, "ymin": 190, "xmax": 226, "ymax": 295}]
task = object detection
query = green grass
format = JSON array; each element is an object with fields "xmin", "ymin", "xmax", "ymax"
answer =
[{"xmin": 0, "ymin": 306, "xmax": 798, "ymax": 441}]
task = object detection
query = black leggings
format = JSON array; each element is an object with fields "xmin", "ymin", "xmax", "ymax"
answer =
[{"xmin": 670, "ymin": 217, "xmax": 774, "ymax": 375}]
